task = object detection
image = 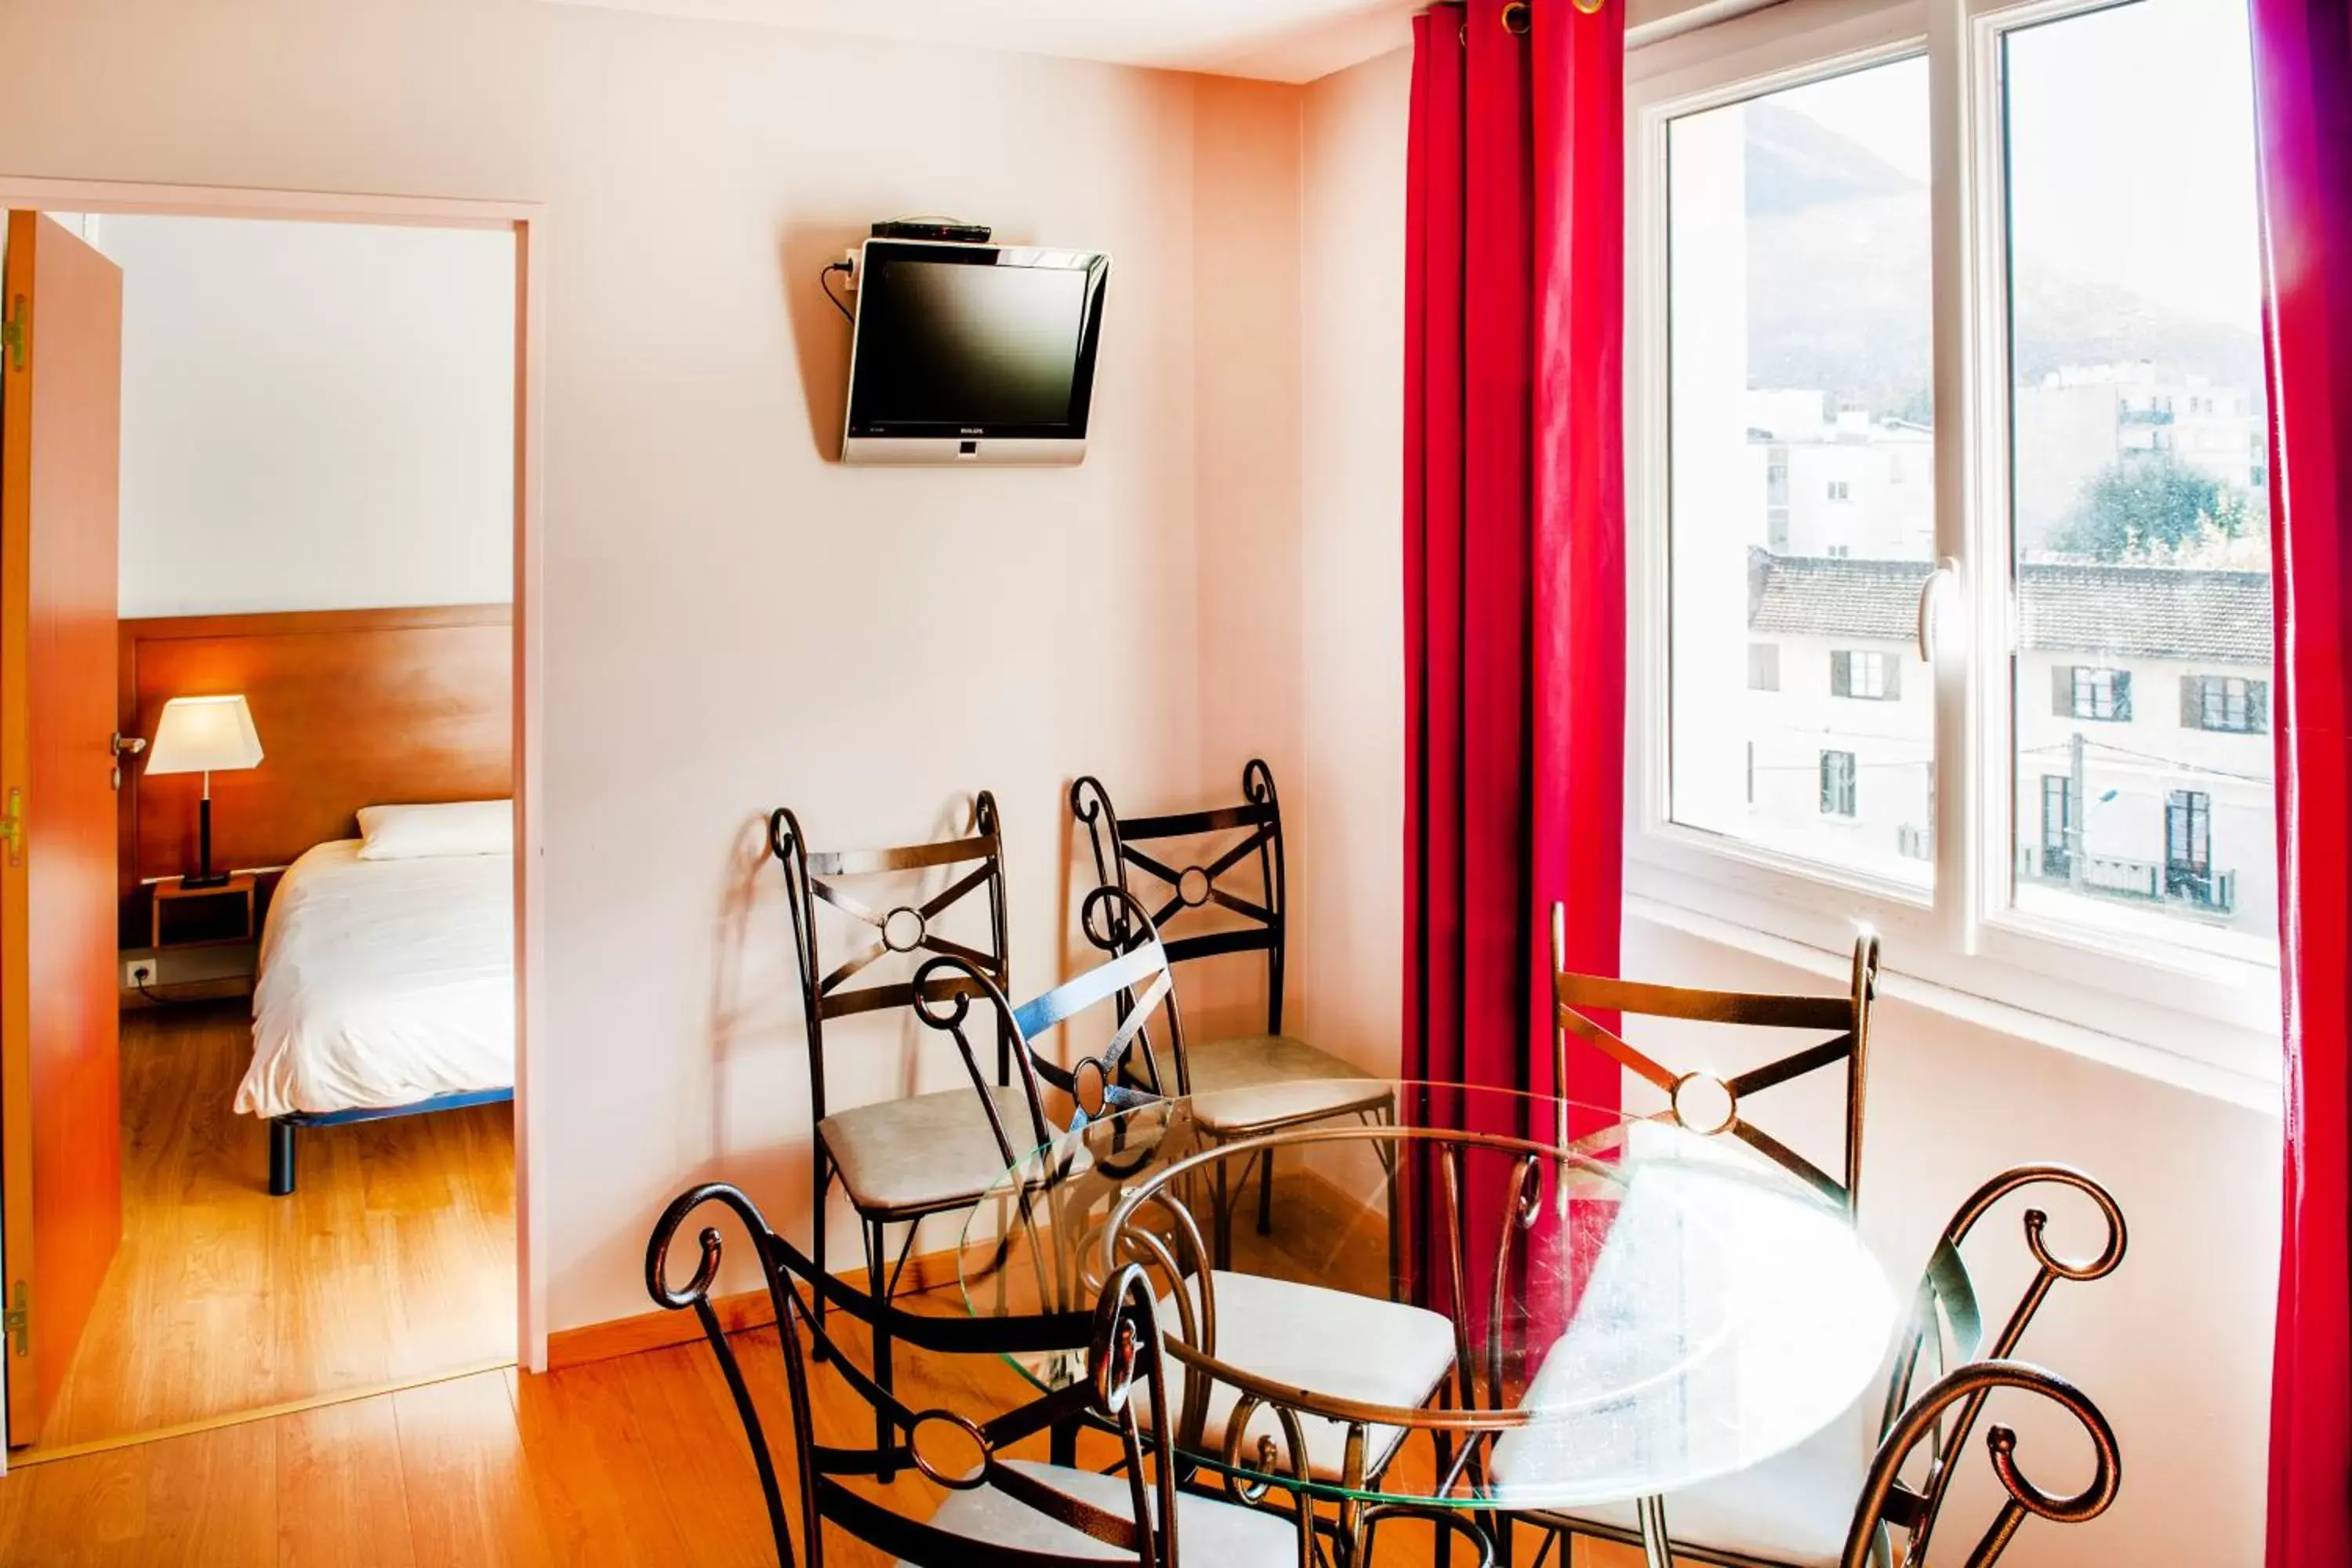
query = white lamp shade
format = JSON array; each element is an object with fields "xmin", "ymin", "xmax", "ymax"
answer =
[{"xmin": 146, "ymin": 695, "xmax": 265, "ymax": 775}]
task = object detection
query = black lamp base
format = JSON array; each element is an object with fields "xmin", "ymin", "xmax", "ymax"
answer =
[{"xmin": 181, "ymin": 793, "xmax": 229, "ymax": 888}]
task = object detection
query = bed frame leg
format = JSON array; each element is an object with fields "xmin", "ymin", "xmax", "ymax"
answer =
[{"xmin": 269, "ymin": 1118, "xmax": 296, "ymax": 1196}]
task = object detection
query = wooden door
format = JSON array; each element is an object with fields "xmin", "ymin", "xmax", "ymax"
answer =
[{"xmin": 0, "ymin": 212, "xmax": 125, "ymax": 1446}]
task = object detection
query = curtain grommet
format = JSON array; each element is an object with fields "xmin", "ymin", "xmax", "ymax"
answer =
[{"xmin": 1502, "ymin": 2, "xmax": 1531, "ymax": 34}]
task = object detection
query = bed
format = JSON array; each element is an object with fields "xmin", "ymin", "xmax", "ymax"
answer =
[{"xmin": 238, "ymin": 835, "xmax": 515, "ymax": 1195}]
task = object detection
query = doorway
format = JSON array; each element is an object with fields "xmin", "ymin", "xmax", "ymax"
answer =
[{"xmin": 0, "ymin": 186, "xmax": 545, "ymax": 1461}]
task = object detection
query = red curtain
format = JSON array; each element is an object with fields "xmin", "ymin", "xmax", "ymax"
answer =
[
  {"xmin": 1402, "ymin": 0, "xmax": 1624, "ymax": 1307},
  {"xmin": 2255, "ymin": 2, "xmax": 2352, "ymax": 1563}
]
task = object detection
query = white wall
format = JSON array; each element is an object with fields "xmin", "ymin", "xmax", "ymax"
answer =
[
  {"xmin": 1293, "ymin": 42, "xmax": 2278, "ymax": 1567},
  {"xmin": 1292, "ymin": 46, "xmax": 1410, "ymax": 1076},
  {"xmin": 97, "ymin": 214, "xmax": 515, "ymax": 617}
]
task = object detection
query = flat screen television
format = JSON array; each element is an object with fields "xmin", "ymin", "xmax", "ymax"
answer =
[{"xmin": 840, "ymin": 240, "xmax": 1111, "ymax": 466}]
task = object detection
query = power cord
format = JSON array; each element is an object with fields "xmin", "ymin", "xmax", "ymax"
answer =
[
  {"xmin": 136, "ymin": 971, "xmax": 198, "ymax": 1008},
  {"xmin": 820, "ymin": 259, "xmax": 854, "ymax": 322}
]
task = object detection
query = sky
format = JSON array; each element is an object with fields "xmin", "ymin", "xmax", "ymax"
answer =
[{"xmin": 1760, "ymin": 0, "xmax": 2263, "ymax": 331}]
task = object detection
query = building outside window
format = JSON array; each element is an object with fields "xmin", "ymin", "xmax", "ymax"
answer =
[
  {"xmin": 1748, "ymin": 642, "xmax": 1780, "ymax": 691},
  {"xmin": 2067, "ymin": 666, "xmax": 2132, "ymax": 722},
  {"xmin": 2041, "ymin": 774, "xmax": 2077, "ymax": 875},
  {"xmin": 2166, "ymin": 789, "xmax": 2216, "ymax": 903},
  {"xmin": 1831, "ymin": 649, "xmax": 1900, "ymax": 700},
  {"xmin": 1819, "ymin": 750, "xmax": 1857, "ymax": 817},
  {"xmin": 2187, "ymin": 674, "xmax": 2267, "ymax": 732}
]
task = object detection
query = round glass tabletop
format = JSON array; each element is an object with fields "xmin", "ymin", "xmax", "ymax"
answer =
[{"xmin": 957, "ymin": 1081, "xmax": 1898, "ymax": 1513}]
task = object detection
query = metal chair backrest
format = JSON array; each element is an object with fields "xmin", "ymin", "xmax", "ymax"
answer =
[
  {"xmin": 648, "ymin": 1182, "xmax": 1192, "ymax": 1568},
  {"xmin": 1841, "ymin": 1359, "xmax": 2119, "ymax": 1568},
  {"xmin": 1873, "ymin": 1165, "xmax": 2127, "ymax": 1563},
  {"xmin": 1550, "ymin": 903, "xmax": 1880, "ymax": 1214},
  {"xmin": 1070, "ymin": 760, "xmax": 1288, "ymax": 1036},
  {"xmin": 916, "ymin": 885, "xmax": 1189, "ymax": 1123},
  {"xmin": 770, "ymin": 794, "xmax": 1013, "ymax": 1127}
]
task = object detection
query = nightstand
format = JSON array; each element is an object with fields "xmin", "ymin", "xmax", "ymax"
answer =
[{"xmin": 151, "ymin": 873, "xmax": 257, "ymax": 951}]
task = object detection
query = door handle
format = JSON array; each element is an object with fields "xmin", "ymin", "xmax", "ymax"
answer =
[
  {"xmin": 1916, "ymin": 557, "xmax": 1962, "ymax": 664},
  {"xmin": 111, "ymin": 733, "xmax": 144, "ymax": 789}
]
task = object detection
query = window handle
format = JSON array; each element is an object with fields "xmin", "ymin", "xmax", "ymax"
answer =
[{"xmin": 1917, "ymin": 557, "xmax": 1962, "ymax": 664}]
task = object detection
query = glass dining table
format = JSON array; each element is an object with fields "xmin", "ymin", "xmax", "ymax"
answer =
[{"xmin": 957, "ymin": 1081, "xmax": 1898, "ymax": 1567}]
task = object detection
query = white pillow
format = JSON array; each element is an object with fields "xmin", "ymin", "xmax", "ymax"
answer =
[{"xmin": 356, "ymin": 800, "xmax": 514, "ymax": 861}]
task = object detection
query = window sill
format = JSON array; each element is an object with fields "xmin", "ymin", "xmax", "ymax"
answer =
[{"xmin": 1624, "ymin": 893, "xmax": 2283, "ymax": 1114}]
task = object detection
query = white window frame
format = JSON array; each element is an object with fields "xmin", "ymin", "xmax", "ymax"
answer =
[{"xmin": 1624, "ymin": 0, "xmax": 2282, "ymax": 1079}]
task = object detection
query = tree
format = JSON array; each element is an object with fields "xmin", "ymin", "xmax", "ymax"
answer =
[{"xmin": 2054, "ymin": 452, "xmax": 2252, "ymax": 560}]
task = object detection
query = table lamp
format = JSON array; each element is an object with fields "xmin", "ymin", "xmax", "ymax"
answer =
[{"xmin": 146, "ymin": 694, "xmax": 264, "ymax": 888}]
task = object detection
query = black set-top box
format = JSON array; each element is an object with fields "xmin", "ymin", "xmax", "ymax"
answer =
[{"xmin": 869, "ymin": 218, "xmax": 993, "ymax": 244}]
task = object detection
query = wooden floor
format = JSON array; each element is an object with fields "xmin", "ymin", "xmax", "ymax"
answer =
[
  {"xmin": 0, "ymin": 1315, "xmax": 1655, "ymax": 1566},
  {"xmin": 27, "ymin": 1002, "xmax": 515, "ymax": 1452}
]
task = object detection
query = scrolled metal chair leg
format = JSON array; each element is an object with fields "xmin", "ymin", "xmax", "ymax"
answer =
[
  {"xmin": 865, "ymin": 1216, "xmax": 895, "ymax": 1479},
  {"xmin": 810, "ymin": 1145, "xmax": 831, "ymax": 1363},
  {"xmin": 1636, "ymin": 1495, "xmax": 1672, "ymax": 1568},
  {"xmin": 1356, "ymin": 1504, "xmax": 1496, "ymax": 1568},
  {"xmin": 1258, "ymin": 1145, "xmax": 1276, "ymax": 1236}
]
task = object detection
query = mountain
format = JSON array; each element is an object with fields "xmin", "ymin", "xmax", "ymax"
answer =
[{"xmin": 1738, "ymin": 103, "xmax": 2266, "ymax": 414}]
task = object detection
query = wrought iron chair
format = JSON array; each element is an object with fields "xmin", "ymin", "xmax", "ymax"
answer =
[
  {"xmin": 913, "ymin": 885, "xmax": 1192, "ymax": 1137},
  {"xmin": 1507, "ymin": 1163, "xmax": 2129, "ymax": 1568},
  {"xmin": 646, "ymin": 1182, "xmax": 1314, "ymax": 1568},
  {"xmin": 910, "ymin": 884, "xmax": 1399, "ymax": 1486},
  {"xmin": 1071, "ymin": 760, "xmax": 1392, "ymax": 1255},
  {"xmin": 770, "ymin": 793, "xmax": 1047, "ymax": 1450},
  {"xmin": 1051, "ymin": 1116, "xmax": 1464, "ymax": 1565},
  {"xmin": 1834, "ymin": 1356, "xmax": 2120, "ymax": 1566},
  {"xmin": 1548, "ymin": 903, "xmax": 1880, "ymax": 1214}
]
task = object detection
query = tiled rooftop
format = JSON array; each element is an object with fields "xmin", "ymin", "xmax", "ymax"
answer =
[{"xmin": 1747, "ymin": 549, "xmax": 2272, "ymax": 664}]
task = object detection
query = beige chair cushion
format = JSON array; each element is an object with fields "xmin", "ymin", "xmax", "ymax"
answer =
[
  {"xmin": 912, "ymin": 1457, "xmax": 1299, "ymax": 1566},
  {"xmin": 1155, "ymin": 1270, "xmax": 1456, "ymax": 1484},
  {"xmin": 1526, "ymin": 1398, "xmax": 1874, "ymax": 1568},
  {"xmin": 1184, "ymin": 1036, "xmax": 1392, "ymax": 1133},
  {"xmin": 820, "ymin": 1083, "xmax": 1045, "ymax": 1218}
]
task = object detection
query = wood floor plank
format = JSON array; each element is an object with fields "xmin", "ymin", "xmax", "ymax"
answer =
[
  {"xmin": 594, "ymin": 1344, "xmax": 788, "ymax": 1568},
  {"xmin": 391, "ymin": 1370, "xmax": 557, "ymax": 1567},
  {"xmin": 0, "ymin": 1302, "xmax": 1711, "ymax": 1566},
  {"xmin": 132, "ymin": 1418, "xmax": 278, "ymax": 1567},
  {"xmin": 32, "ymin": 1002, "xmax": 515, "ymax": 1450},
  {"xmin": 3, "ymin": 1444, "xmax": 151, "ymax": 1565},
  {"xmin": 273, "ymin": 1396, "xmax": 417, "ymax": 1568},
  {"xmin": 510, "ymin": 1352, "xmax": 696, "ymax": 1566}
]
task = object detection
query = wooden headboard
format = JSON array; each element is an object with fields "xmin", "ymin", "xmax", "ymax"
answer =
[{"xmin": 118, "ymin": 604, "xmax": 513, "ymax": 935}]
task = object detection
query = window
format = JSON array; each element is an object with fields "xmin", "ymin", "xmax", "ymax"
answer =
[
  {"xmin": 1831, "ymin": 650, "xmax": 1901, "ymax": 701},
  {"xmin": 2039, "ymin": 774, "xmax": 2077, "ymax": 873},
  {"xmin": 1661, "ymin": 55, "xmax": 1933, "ymax": 890},
  {"xmin": 2184, "ymin": 675, "xmax": 2267, "ymax": 733},
  {"xmin": 1633, "ymin": 0, "xmax": 2278, "ymax": 1061},
  {"xmin": 1748, "ymin": 643, "xmax": 1781, "ymax": 691},
  {"xmin": 2004, "ymin": 0, "xmax": 2273, "ymax": 956},
  {"xmin": 2063, "ymin": 667, "xmax": 2132, "ymax": 723},
  {"xmin": 2165, "ymin": 789, "xmax": 2227, "ymax": 911},
  {"xmin": 1820, "ymin": 751, "xmax": 1857, "ymax": 818}
]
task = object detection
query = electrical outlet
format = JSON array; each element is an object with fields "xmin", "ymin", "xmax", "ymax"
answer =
[{"xmin": 125, "ymin": 959, "xmax": 154, "ymax": 989}]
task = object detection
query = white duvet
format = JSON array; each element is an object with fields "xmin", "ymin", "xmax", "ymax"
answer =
[{"xmin": 236, "ymin": 840, "xmax": 515, "ymax": 1119}]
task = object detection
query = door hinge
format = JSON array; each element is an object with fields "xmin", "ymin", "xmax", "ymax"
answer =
[
  {"xmin": 4, "ymin": 1281, "xmax": 26, "ymax": 1358},
  {"xmin": 1, "ymin": 293, "xmax": 24, "ymax": 371},
  {"xmin": 0, "ymin": 786, "xmax": 21, "ymax": 867}
]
